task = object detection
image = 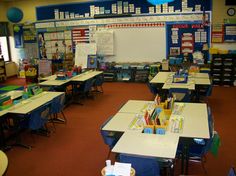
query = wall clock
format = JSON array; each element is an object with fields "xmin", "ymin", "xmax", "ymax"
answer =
[{"xmin": 227, "ymin": 8, "xmax": 236, "ymax": 16}]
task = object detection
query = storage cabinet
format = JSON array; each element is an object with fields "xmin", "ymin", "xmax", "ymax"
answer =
[
  {"xmin": 211, "ymin": 54, "xmax": 236, "ymax": 86},
  {"xmin": 0, "ymin": 58, "xmax": 6, "ymax": 82}
]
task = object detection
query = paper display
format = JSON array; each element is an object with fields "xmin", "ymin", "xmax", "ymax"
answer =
[
  {"xmin": 75, "ymin": 43, "xmax": 97, "ymax": 68},
  {"xmin": 95, "ymin": 30, "xmax": 114, "ymax": 55}
]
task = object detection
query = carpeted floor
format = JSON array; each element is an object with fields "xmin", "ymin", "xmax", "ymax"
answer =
[{"xmin": 2, "ymin": 78, "xmax": 236, "ymax": 176}]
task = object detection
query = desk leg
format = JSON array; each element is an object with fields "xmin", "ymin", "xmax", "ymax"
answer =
[
  {"xmin": 10, "ymin": 116, "xmax": 31, "ymax": 150},
  {"xmin": 181, "ymin": 138, "xmax": 191, "ymax": 175}
]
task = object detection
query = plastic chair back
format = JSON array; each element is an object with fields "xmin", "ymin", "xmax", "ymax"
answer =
[
  {"xmin": 51, "ymin": 94, "xmax": 65, "ymax": 114},
  {"xmin": 169, "ymin": 88, "xmax": 190, "ymax": 102},
  {"xmin": 29, "ymin": 103, "xmax": 51, "ymax": 130},
  {"xmin": 147, "ymin": 82, "xmax": 158, "ymax": 95},
  {"xmin": 100, "ymin": 116, "xmax": 118, "ymax": 148},
  {"xmin": 119, "ymin": 154, "xmax": 160, "ymax": 176},
  {"xmin": 95, "ymin": 75, "xmax": 104, "ymax": 86}
]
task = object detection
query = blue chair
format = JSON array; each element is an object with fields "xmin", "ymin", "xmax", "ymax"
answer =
[
  {"xmin": 228, "ymin": 167, "xmax": 236, "ymax": 176},
  {"xmin": 119, "ymin": 154, "xmax": 160, "ymax": 176},
  {"xmin": 100, "ymin": 116, "xmax": 120, "ymax": 159},
  {"xmin": 51, "ymin": 94, "xmax": 67, "ymax": 124},
  {"xmin": 169, "ymin": 88, "xmax": 190, "ymax": 102},
  {"xmin": 94, "ymin": 74, "xmax": 104, "ymax": 93},
  {"xmin": 29, "ymin": 102, "xmax": 52, "ymax": 136},
  {"xmin": 75, "ymin": 78, "xmax": 96, "ymax": 101},
  {"xmin": 147, "ymin": 82, "xmax": 158, "ymax": 96},
  {"xmin": 199, "ymin": 82, "xmax": 213, "ymax": 103}
]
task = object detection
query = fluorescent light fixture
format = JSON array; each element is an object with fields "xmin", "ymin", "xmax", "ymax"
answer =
[{"xmin": 147, "ymin": 0, "xmax": 174, "ymax": 5}]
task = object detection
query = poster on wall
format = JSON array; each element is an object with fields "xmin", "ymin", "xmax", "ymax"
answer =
[
  {"xmin": 23, "ymin": 24, "xmax": 37, "ymax": 43},
  {"xmin": 13, "ymin": 24, "xmax": 24, "ymax": 48}
]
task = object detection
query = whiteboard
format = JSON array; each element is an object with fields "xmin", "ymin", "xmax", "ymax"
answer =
[
  {"xmin": 95, "ymin": 30, "xmax": 114, "ymax": 55},
  {"xmin": 105, "ymin": 27, "xmax": 166, "ymax": 63}
]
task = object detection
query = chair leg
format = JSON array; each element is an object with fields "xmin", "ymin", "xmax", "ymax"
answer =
[
  {"xmin": 107, "ymin": 149, "xmax": 111, "ymax": 159},
  {"xmin": 61, "ymin": 111, "xmax": 67, "ymax": 124},
  {"xmin": 49, "ymin": 114, "xmax": 56, "ymax": 132},
  {"xmin": 201, "ymin": 156, "xmax": 207, "ymax": 174}
]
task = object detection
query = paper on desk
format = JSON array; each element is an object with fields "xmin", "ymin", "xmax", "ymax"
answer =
[{"xmin": 113, "ymin": 162, "xmax": 131, "ymax": 176}]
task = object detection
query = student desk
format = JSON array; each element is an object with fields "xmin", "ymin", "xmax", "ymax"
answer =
[
  {"xmin": 71, "ymin": 71, "xmax": 103, "ymax": 82},
  {"xmin": 106, "ymin": 100, "xmax": 210, "ymax": 174},
  {"xmin": 112, "ymin": 131, "xmax": 179, "ymax": 159},
  {"xmin": 7, "ymin": 91, "xmax": 64, "ymax": 115},
  {"xmin": 1, "ymin": 90, "xmax": 23, "ymax": 100},
  {"xmin": 118, "ymin": 100, "xmax": 153, "ymax": 114},
  {"xmin": 39, "ymin": 79, "xmax": 70, "ymax": 87},
  {"xmin": 150, "ymin": 72, "xmax": 211, "ymax": 88},
  {"xmin": 102, "ymin": 113, "xmax": 142, "ymax": 133},
  {"xmin": 38, "ymin": 75, "xmax": 57, "ymax": 81},
  {"xmin": 0, "ymin": 150, "xmax": 8, "ymax": 175}
]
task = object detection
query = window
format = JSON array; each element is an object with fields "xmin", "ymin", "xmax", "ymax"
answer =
[{"xmin": 0, "ymin": 37, "xmax": 10, "ymax": 61}]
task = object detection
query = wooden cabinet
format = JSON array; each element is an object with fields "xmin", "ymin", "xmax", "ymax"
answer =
[{"xmin": 0, "ymin": 58, "xmax": 6, "ymax": 82}]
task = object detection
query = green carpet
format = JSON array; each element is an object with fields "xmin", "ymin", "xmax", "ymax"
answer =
[{"xmin": 0, "ymin": 85, "xmax": 21, "ymax": 91}]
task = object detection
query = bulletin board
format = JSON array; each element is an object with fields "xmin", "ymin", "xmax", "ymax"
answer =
[
  {"xmin": 224, "ymin": 24, "xmax": 236, "ymax": 42},
  {"xmin": 166, "ymin": 22, "xmax": 210, "ymax": 60}
]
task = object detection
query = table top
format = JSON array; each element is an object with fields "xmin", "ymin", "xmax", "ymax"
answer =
[
  {"xmin": 162, "ymin": 78, "xmax": 195, "ymax": 90},
  {"xmin": 71, "ymin": 71, "xmax": 103, "ymax": 82},
  {"xmin": 39, "ymin": 71, "xmax": 103, "ymax": 86},
  {"xmin": 1, "ymin": 90, "xmax": 23, "ymax": 100},
  {"xmin": 39, "ymin": 79, "xmax": 70, "ymax": 86},
  {"xmin": 175, "ymin": 102, "xmax": 210, "ymax": 139},
  {"xmin": 150, "ymin": 72, "xmax": 172, "ymax": 84},
  {"xmin": 118, "ymin": 100, "xmax": 153, "ymax": 114},
  {"xmin": 150, "ymin": 72, "xmax": 210, "ymax": 87},
  {"xmin": 7, "ymin": 91, "xmax": 64, "ymax": 115},
  {"xmin": 0, "ymin": 150, "xmax": 8, "ymax": 176},
  {"xmin": 112, "ymin": 131, "xmax": 179, "ymax": 159},
  {"xmin": 38, "ymin": 75, "xmax": 57, "ymax": 81},
  {"xmin": 102, "ymin": 113, "xmax": 142, "ymax": 133}
]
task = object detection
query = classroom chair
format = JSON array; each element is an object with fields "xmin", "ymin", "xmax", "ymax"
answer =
[
  {"xmin": 228, "ymin": 167, "xmax": 236, "ymax": 176},
  {"xmin": 199, "ymin": 83, "xmax": 213, "ymax": 104},
  {"xmin": 147, "ymin": 82, "xmax": 159, "ymax": 96},
  {"xmin": 93, "ymin": 74, "xmax": 104, "ymax": 93},
  {"xmin": 51, "ymin": 94, "xmax": 67, "ymax": 124},
  {"xmin": 168, "ymin": 88, "xmax": 191, "ymax": 102},
  {"xmin": 100, "ymin": 116, "xmax": 121, "ymax": 159},
  {"xmin": 119, "ymin": 153, "xmax": 160, "ymax": 176},
  {"xmin": 29, "ymin": 102, "xmax": 53, "ymax": 136},
  {"xmin": 74, "ymin": 78, "xmax": 96, "ymax": 103}
]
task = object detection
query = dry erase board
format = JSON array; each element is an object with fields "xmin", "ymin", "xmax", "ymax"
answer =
[{"xmin": 105, "ymin": 27, "xmax": 166, "ymax": 63}]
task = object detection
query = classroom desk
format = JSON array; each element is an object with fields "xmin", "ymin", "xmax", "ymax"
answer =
[
  {"xmin": 176, "ymin": 102, "xmax": 209, "ymax": 139},
  {"xmin": 38, "ymin": 75, "xmax": 57, "ymax": 81},
  {"xmin": 118, "ymin": 100, "xmax": 153, "ymax": 114},
  {"xmin": 1, "ymin": 90, "xmax": 23, "ymax": 100},
  {"xmin": 102, "ymin": 113, "xmax": 142, "ymax": 133},
  {"xmin": 108, "ymin": 100, "xmax": 209, "ymax": 174},
  {"xmin": 162, "ymin": 78, "xmax": 195, "ymax": 90},
  {"xmin": 0, "ymin": 150, "xmax": 8, "ymax": 175},
  {"xmin": 150, "ymin": 72, "xmax": 172, "ymax": 84},
  {"xmin": 71, "ymin": 71, "xmax": 103, "ymax": 82},
  {"xmin": 7, "ymin": 91, "xmax": 64, "ymax": 115},
  {"xmin": 112, "ymin": 131, "xmax": 179, "ymax": 159},
  {"xmin": 39, "ymin": 79, "xmax": 70, "ymax": 87},
  {"xmin": 150, "ymin": 72, "xmax": 210, "ymax": 85},
  {"xmin": 39, "ymin": 71, "xmax": 103, "ymax": 88}
]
